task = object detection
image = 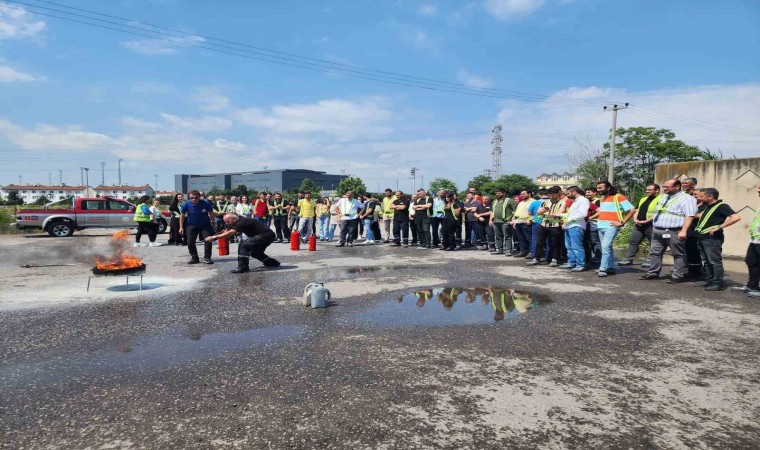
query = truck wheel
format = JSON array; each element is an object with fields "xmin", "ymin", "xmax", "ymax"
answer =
[
  {"xmin": 157, "ymin": 219, "xmax": 167, "ymax": 234},
  {"xmin": 47, "ymin": 221, "xmax": 75, "ymax": 237}
]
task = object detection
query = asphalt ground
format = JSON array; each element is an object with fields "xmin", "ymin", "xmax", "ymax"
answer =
[{"xmin": 1, "ymin": 231, "xmax": 759, "ymax": 449}]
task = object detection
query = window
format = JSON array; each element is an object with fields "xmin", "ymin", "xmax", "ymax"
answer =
[
  {"xmin": 541, "ymin": 177, "xmax": 547, "ymax": 182},
  {"xmin": 59, "ymin": 191, "xmax": 63, "ymax": 194},
  {"xmin": 112, "ymin": 190, "xmax": 117, "ymax": 194},
  {"xmin": 563, "ymin": 176, "xmax": 569, "ymax": 181},
  {"xmin": 551, "ymin": 176, "xmax": 558, "ymax": 181},
  {"xmin": 107, "ymin": 201, "xmax": 132, "ymax": 211},
  {"xmin": 82, "ymin": 200, "xmax": 106, "ymax": 210},
  {"xmin": 32, "ymin": 190, "xmax": 36, "ymax": 193},
  {"xmin": 122, "ymin": 191, "xmax": 127, "ymax": 194}
]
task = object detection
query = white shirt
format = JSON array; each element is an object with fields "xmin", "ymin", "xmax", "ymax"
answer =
[
  {"xmin": 565, "ymin": 196, "xmax": 590, "ymax": 229},
  {"xmin": 336, "ymin": 198, "xmax": 359, "ymax": 220}
]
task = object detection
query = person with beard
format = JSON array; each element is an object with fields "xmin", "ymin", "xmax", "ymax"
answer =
[
  {"xmin": 527, "ymin": 190, "xmax": 549, "ymax": 260},
  {"xmin": 179, "ymin": 190, "xmax": 217, "ymax": 264},
  {"xmin": 462, "ymin": 192, "xmax": 482, "ymax": 248},
  {"xmin": 452, "ymin": 192, "xmax": 464, "ymax": 248},
  {"xmin": 681, "ymin": 177, "xmax": 705, "ymax": 279},
  {"xmin": 490, "ymin": 188, "xmax": 517, "ymax": 256},
  {"xmin": 512, "ymin": 190, "xmax": 534, "ymax": 257},
  {"xmin": 560, "ymin": 186, "xmax": 590, "ymax": 272},
  {"xmin": 691, "ymin": 188, "xmax": 741, "ymax": 291},
  {"xmin": 268, "ymin": 192, "xmax": 290, "ymax": 243},
  {"xmin": 641, "ymin": 178, "xmax": 698, "ymax": 283},
  {"xmin": 358, "ymin": 195, "xmax": 378, "ymax": 244},
  {"xmin": 381, "ymin": 188, "xmax": 395, "ymax": 243},
  {"xmin": 412, "ymin": 188, "xmax": 433, "ymax": 249},
  {"xmin": 390, "ymin": 191, "xmax": 411, "ymax": 247},
  {"xmin": 527, "ymin": 186, "xmax": 565, "ymax": 267},
  {"xmin": 618, "ymin": 184, "xmax": 661, "ymax": 266},
  {"xmin": 408, "ymin": 192, "xmax": 419, "ymax": 246},
  {"xmin": 336, "ymin": 191, "xmax": 360, "ymax": 247},
  {"xmin": 476, "ymin": 195, "xmax": 494, "ymax": 251},
  {"xmin": 431, "ymin": 189, "xmax": 446, "ymax": 249},
  {"xmin": 206, "ymin": 213, "xmax": 280, "ymax": 273},
  {"xmin": 595, "ymin": 181, "xmax": 635, "ymax": 277}
]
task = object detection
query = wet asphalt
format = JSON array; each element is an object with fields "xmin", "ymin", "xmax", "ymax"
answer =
[{"xmin": 2, "ymin": 243, "xmax": 760, "ymax": 449}]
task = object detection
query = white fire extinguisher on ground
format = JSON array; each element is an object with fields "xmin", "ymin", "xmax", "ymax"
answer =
[{"xmin": 303, "ymin": 282, "xmax": 331, "ymax": 308}]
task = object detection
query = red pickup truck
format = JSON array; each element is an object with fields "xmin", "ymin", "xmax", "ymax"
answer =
[{"xmin": 14, "ymin": 197, "xmax": 171, "ymax": 237}]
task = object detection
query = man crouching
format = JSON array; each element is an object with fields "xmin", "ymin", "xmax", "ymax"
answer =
[{"xmin": 206, "ymin": 213, "xmax": 280, "ymax": 273}]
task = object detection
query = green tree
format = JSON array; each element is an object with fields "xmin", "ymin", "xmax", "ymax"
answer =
[
  {"xmin": 6, "ymin": 191, "xmax": 24, "ymax": 205},
  {"xmin": 156, "ymin": 195, "xmax": 174, "ymax": 205},
  {"xmin": 206, "ymin": 186, "xmax": 222, "ymax": 197},
  {"xmin": 231, "ymin": 184, "xmax": 251, "ymax": 198},
  {"xmin": 464, "ymin": 175, "xmax": 493, "ymax": 196},
  {"xmin": 336, "ymin": 176, "xmax": 367, "ymax": 196},
  {"xmin": 34, "ymin": 195, "xmax": 50, "ymax": 205},
  {"xmin": 480, "ymin": 174, "xmax": 537, "ymax": 197},
  {"xmin": 298, "ymin": 178, "xmax": 322, "ymax": 197},
  {"xmin": 428, "ymin": 178, "xmax": 458, "ymax": 194}
]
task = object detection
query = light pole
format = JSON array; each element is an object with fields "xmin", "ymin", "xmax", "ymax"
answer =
[
  {"xmin": 154, "ymin": 174, "xmax": 158, "ymax": 192},
  {"xmin": 118, "ymin": 158, "xmax": 123, "ymax": 185},
  {"xmin": 603, "ymin": 103, "xmax": 628, "ymax": 184},
  {"xmin": 100, "ymin": 162, "xmax": 105, "ymax": 185}
]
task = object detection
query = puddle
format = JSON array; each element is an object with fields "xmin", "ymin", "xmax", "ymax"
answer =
[
  {"xmin": 107, "ymin": 283, "xmax": 164, "ymax": 292},
  {"xmin": 354, "ymin": 287, "xmax": 549, "ymax": 327},
  {"xmin": 1, "ymin": 325, "xmax": 307, "ymax": 389},
  {"xmin": 299, "ymin": 265, "xmax": 427, "ymax": 282}
]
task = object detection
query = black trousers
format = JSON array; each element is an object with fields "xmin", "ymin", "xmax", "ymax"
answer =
[
  {"xmin": 465, "ymin": 220, "xmax": 476, "ymax": 245},
  {"xmin": 745, "ymin": 243, "xmax": 760, "ymax": 290},
  {"xmin": 409, "ymin": 218, "xmax": 418, "ymax": 243},
  {"xmin": 393, "ymin": 219, "xmax": 409, "ymax": 244},
  {"xmin": 686, "ymin": 234, "xmax": 704, "ymax": 277},
  {"xmin": 415, "ymin": 216, "xmax": 431, "ymax": 247},
  {"xmin": 239, "ymin": 231, "xmax": 276, "ymax": 262},
  {"xmin": 272, "ymin": 216, "xmax": 289, "ymax": 240},
  {"xmin": 536, "ymin": 226, "xmax": 563, "ymax": 262},
  {"xmin": 187, "ymin": 224, "xmax": 214, "ymax": 259},
  {"xmin": 441, "ymin": 219, "xmax": 458, "ymax": 249},
  {"xmin": 371, "ymin": 221, "xmax": 382, "ymax": 244},
  {"xmin": 455, "ymin": 218, "xmax": 462, "ymax": 245},
  {"xmin": 135, "ymin": 221, "xmax": 157, "ymax": 243},
  {"xmin": 431, "ymin": 217, "xmax": 444, "ymax": 247},
  {"xmin": 472, "ymin": 221, "xmax": 486, "ymax": 246},
  {"xmin": 169, "ymin": 217, "xmax": 185, "ymax": 244}
]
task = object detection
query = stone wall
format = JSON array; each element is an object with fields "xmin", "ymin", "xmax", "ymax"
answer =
[{"xmin": 655, "ymin": 157, "xmax": 759, "ymax": 258}]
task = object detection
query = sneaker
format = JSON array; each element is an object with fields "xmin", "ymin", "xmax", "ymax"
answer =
[
  {"xmin": 526, "ymin": 259, "xmax": 539, "ymax": 266},
  {"xmin": 617, "ymin": 259, "xmax": 633, "ymax": 266},
  {"xmin": 187, "ymin": 258, "xmax": 200, "ymax": 264},
  {"xmin": 516, "ymin": 252, "xmax": 529, "ymax": 258},
  {"xmin": 693, "ymin": 280, "xmax": 712, "ymax": 287},
  {"xmin": 640, "ymin": 262, "xmax": 651, "ymax": 268},
  {"xmin": 731, "ymin": 285, "xmax": 753, "ymax": 292},
  {"xmin": 202, "ymin": 258, "xmax": 214, "ymax": 265},
  {"xmin": 336, "ymin": 243, "xmax": 345, "ymax": 247},
  {"xmin": 133, "ymin": 242, "xmax": 147, "ymax": 247},
  {"xmin": 666, "ymin": 277, "xmax": 687, "ymax": 284},
  {"xmin": 525, "ymin": 253, "xmax": 534, "ymax": 259},
  {"xmin": 348, "ymin": 243, "xmax": 354, "ymax": 247},
  {"xmin": 597, "ymin": 271, "xmax": 608, "ymax": 277},
  {"xmin": 747, "ymin": 290, "xmax": 760, "ymax": 298},
  {"xmin": 263, "ymin": 258, "xmax": 281, "ymax": 267},
  {"xmin": 704, "ymin": 283, "xmax": 725, "ymax": 291},
  {"xmin": 548, "ymin": 259, "xmax": 559, "ymax": 267},
  {"xmin": 640, "ymin": 274, "xmax": 658, "ymax": 280},
  {"xmin": 571, "ymin": 266, "xmax": 586, "ymax": 272},
  {"xmin": 148, "ymin": 242, "xmax": 163, "ymax": 247},
  {"xmin": 559, "ymin": 263, "xmax": 576, "ymax": 269}
]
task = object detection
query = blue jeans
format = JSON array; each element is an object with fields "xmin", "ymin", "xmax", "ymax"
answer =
[
  {"xmin": 327, "ymin": 224, "xmax": 337, "ymax": 241},
  {"xmin": 598, "ymin": 226, "xmax": 620, "ymax": 271},
  {"xmin": 317, "ymin": 215, "xmax": 330, "ymax": 239},
  {"xmin": 363, "ymin": 218, "xmax": 375, "ymax": 241},
  {"xmin": 565, "ymin": 226, "xmax": 586, "ymax": 267}
]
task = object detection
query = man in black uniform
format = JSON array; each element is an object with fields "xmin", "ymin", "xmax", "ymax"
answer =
[{"xmin": 206, "ymin": 213, "xmax": 280, "ymax": 273}]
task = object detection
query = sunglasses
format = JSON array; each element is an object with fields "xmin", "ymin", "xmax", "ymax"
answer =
[{"xmin": 189, "ymin": 197, "xmax": 199, "ymax": 200}]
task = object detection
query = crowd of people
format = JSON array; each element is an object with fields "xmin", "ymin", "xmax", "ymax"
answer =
[{"xmin": 144, "ymin": 181, "xmax": 760, "ymax": 296}]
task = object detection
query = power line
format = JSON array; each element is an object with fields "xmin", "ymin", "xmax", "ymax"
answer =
[{"xmin": 2, "ymin": 1, "xmax": 608, "ymax": 105}]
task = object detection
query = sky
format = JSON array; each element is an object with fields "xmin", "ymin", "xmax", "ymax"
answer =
[{"xmin": 0, "ymin": 0, "xmax": 758, "ymax": 193}]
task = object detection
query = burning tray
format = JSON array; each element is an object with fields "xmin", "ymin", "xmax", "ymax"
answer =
[{"xmin": 91, "ymin": 263, "xmax": 147, "ymax": 277}]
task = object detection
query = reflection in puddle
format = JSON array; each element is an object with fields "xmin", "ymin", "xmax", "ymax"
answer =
[
  {"xmin": 2, "ymin": 325, "xmax": 307, "ymax": 388},
  {"xmin": 357, "ymin": 287, "xmax": 549, "ymax": 327}
]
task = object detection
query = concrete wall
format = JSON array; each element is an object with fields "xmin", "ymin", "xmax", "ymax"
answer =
[{"xmin": 655, "ymin": 157, "xmax": 760, "ymax": 258}]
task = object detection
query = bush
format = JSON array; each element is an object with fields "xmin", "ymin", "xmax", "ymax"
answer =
[{"xmin": 613, "ymin": 222, "xmax": 650, "ymax": 257}]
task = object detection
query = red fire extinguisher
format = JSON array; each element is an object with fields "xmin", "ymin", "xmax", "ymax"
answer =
[
  {"xmin": 290, "ymin": 230, "xmax": 300, "ymax": 251},
  {"xmin": 218, "ymin": 237, "xmax": 230, "ymax": 256},
  {"xmin": 308, "ymin": 235, "xmax": 317, "ymax": 251}
]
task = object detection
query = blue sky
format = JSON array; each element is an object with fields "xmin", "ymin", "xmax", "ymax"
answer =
[{"xmin": 0, "ymin": 0, "xmax": 758, "ymax": 192}]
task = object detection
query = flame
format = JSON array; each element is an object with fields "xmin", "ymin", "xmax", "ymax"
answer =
[{"xmin": 94, "ymin": 230, "xmax": 144, "ymax": 270}]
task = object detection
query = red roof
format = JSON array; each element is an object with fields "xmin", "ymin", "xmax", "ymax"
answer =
[
  {"xmin": 94, "ymin": 185, "xmax": 151, "ymax": 191},
  {"xmin": 2, "ymin": 184, "xmax": 87, "ymax": 190}
]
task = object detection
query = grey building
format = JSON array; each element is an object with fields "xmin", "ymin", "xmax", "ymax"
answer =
[{"xmin": 174, "ymin": 169, "xmax": 347, "ymax": 194}]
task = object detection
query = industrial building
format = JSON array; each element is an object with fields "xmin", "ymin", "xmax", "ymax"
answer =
[{"xmin": 174, "ymin": 169, "xmax": 347, "ymax": 194}]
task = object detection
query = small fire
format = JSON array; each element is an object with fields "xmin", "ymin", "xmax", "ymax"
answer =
[{"xmin": 94, "ymin": 230, "xmax": 144, "ymax": 270}]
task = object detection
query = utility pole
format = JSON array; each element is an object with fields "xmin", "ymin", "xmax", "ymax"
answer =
[
  {"xmin": 100, "ymin": 162, "xmax": 105, "ymax": 186},
  {"xmin": 491, "ymin": 124, "xmax": 503, "ymax": 178},
  {"xmin": 80, "ymin": 167, "xmax": 85, "ymax": 186},
  {"xmin": 84, "ymin": 167, "xmax": 89, "ymax": 189},
  {"xmin": 58, "ymin": 170, "xmax": 63, "ymax": 185},
  {"xmin": 154, "ymin": 174, "xmax": 158, "ymax": 192},
  {"xmin": 117, "ymin": 158, "xmax": 123, "ymax": 185},
  {"xmin": 603, "ymin": 103, "xmax": 628, "ymax": 184},
  {"xmin": 410, "ymin": 167, "xmax": 419, "ymax": 193},
  {"xmin": 18, "ymin": 175, "xmax": 22, "ymax": 185},
  {"xmin": 48, "ymin": 172, "xmax": 52, "ymax": 185},
  {"xmin": 421, "ymin": 176, "xmax": 424, "ymax": 191}
]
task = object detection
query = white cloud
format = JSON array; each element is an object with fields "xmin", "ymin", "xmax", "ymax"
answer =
[
  {"xmin": 121, "ymin": 34, "xmax": 205, "ymax": 56},
  {"xmin": 0, "ymin": 119, "xmax": 115, "ymax": 151},
  {"xmin": 191, "ymin": 88, "xmax": 231, "ymax": 112},
  {"xmin": 484, "ymin": 0, "xmax": 546, "ymax": 20},
  {"xmin": 233, "ymin": 98, "xmax": 393, "ymax": 140},
  {"xmin": 160, "ymin": 113, "xmax": 233, "ymax": 132},
  {"xmin": 120, "ymin": 116, "xmax": 163, "ymax": 130},
  {"xmin": 457, "ymin": 70, "xmax": 494, "ymax": 89},
  {"xmin": 418, "ymin": 4, "xmax": 438, "ymax": 16},
  {"xmin": 314, "ymin": 36, "xmax": 330, "ymax": 44},
  {"xmin": 0, "ymin": 2, "xmax": 45, "ymax": 40},
  {"xmin": 0, "ymin": 64, "xmax": 42, "ymax": 82}
]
